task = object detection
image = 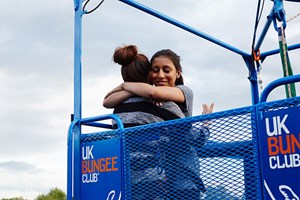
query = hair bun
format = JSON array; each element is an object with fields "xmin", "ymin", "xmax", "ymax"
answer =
[{"xmin": 113, "ymin": 45, "xmax": 138, "ymax": 66}]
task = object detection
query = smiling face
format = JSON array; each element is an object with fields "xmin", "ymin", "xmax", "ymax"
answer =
[{"xmin": 150, "ymin": 56, "xmax": 181, "ymax": 87}]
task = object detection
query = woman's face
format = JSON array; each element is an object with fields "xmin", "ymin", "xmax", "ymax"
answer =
[{"xmin": 150, "ymin": 56, "xmax": 180, "ymax": 87}]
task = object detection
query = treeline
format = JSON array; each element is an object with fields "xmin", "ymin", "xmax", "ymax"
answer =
[{"xmin": 1, "ymin": 188, "xmax": 66, "ymax": 200}]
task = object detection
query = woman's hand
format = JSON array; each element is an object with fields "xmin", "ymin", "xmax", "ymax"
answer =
[
  {"xmin": 202, "ymin": 103, "xmax": 214, "ymax": 128},
  {"xmin": 202, "ymin": 103, "xmax": 214, "ymax": 114},
  {"xmin": 149, "ymin": 99, "xmax": 164, "ymax": 106}
]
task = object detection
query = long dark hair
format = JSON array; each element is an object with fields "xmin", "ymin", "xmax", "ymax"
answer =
[
  {"xmin": 150, "ymin": 49, "xmax": 184, "ymax": 85},
  {"xmin": 113, "ymin": 45, "xmax": 150, "ymax": 82}
]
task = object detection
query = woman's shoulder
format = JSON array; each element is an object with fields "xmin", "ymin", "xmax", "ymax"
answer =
[
  {"xmin": 176, "ymin": 85, "xmax": 193, "ymax": 95},
  {"xmin": 176, "ymin": 84, "xmax": 192, "ymax": 89},
  {"xmin": 175, "ymin": 85, "xmax": 193, "ymax": 117}
]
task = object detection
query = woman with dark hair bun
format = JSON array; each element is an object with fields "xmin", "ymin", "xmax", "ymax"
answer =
[
  {"xmin": 104, "ymin": 45, "xmax": 185, "ymax": 127},
  {"xmin": 113, "ymin": 45, "xmax": 150, "ymax": 83}
]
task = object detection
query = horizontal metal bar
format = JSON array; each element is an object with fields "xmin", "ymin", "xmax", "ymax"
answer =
[
  {"xmin": 82, "ymin": 121, "xmax": 113, "ymax": 129},
  {"xmin": 80, "ymin": 114, "xmax": 124, "ymax": 130},
  {"xmin": 260, "ymin": 74, "xmax": 300, "ymax": 102},
  {"xmin": 119, "ymin": 0, "xmax": 250, "ymax": 57},
  {"xmin": 196, "ymin": 140, "xmax": 253, "ymax": 158},
  {"xmin": 260, "ymin": 42, "xmax": 300, "ymax": 60}
]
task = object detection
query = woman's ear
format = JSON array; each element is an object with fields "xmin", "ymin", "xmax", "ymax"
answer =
[{"xmin": 176, "ymin": 71, "xmax": 181, "ymax": 78}]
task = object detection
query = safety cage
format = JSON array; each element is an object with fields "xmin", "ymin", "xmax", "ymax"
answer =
[
  {"xmin": 68, "ymin": 0, "xmax": 300, "ymax": 199},
  {"xmin": 69, "ymin": 92, "xmax": 300, "ymax": 199}
]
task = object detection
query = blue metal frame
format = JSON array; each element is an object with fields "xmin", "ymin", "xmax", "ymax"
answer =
[
  {"xmin": 69, "ymin": 0, "xmax": 300, "ymax": 199},
  {"xmin": 71, "ymin": 0, "xmax": 300, "ymax": 123},
  {"xmin": 67, "ymin": 112, "xmax": 124, "ymax": 199}
]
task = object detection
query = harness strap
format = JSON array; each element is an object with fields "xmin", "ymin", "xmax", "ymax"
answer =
[{"xmin": 278, "ymin": 25, "xmax": 297, "ymax": 98}]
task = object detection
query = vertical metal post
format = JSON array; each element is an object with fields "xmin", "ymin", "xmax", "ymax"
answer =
[
  {"xmin": 243, "ymin": 55, "xmax": 260, "ymax": 105},
  {"xmin": 74, "ymin": 1, "xmax": 83, "ymax": 120},
  {"xmin": 71, "ymin": 0, "xmax": 83, "ymax": 199}
]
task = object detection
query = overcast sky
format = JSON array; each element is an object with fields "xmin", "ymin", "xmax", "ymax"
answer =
[{"xmin": 0, "ymin": 0, "xmax": 299, "ymax": 199}]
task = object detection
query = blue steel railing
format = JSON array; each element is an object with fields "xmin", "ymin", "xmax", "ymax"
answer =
[
  {"xmin": 76, "ymin": 106, "xmax": 261, "ymax": 199},
  {"xmin": 260, "ymin": 74, "xmax": 300, "ymax": 102},
  {"xmin": 67, "ymin": 114, "xmax": 124, "ymax": 199},
  {"xmin": 68, "ymin": 95, "xmax": 300, "ymax": 199}
]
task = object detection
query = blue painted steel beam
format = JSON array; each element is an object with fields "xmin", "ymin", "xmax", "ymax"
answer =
[
  {"xmin": 67, "ymin": 118, "xmax": 79, "ymax": 200},
  {"xmin": 74, "ymin": 5, "xmax": 83, "ymax": 120},
  {"xmin": 119, "ymin": 0, "xmax": 250, "ymax": 58},
  {"xmin": 260, "ymin": 42, "xmax": 300, "ymax": 60},
  {"xmin": 254, "ymin": 17, "xmax": 273, "ymax": 52},
  {"xmin": 241, "ymin": 56, "xmax": 260, "ymax": 105},
  {"xmin": 260, "ymin": 74, "xmax": 300, "ymax": 102},
  {"xmin": 196, "ymin": 140, "xmax": 253, "ymax": 157},
  {"xmin": 83, "ymin": 122, "xmax": 113, "ymax": 129},
  {"xmin": 71, "ymin": 0, "xmax": 84, "ymax": 199},
  {"xmin": 80, "ymin": 114, "xmax": 125, "ymax": 130}
]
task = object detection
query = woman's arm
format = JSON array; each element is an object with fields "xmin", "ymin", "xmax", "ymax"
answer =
[
  {"xmin": 103, "ymin": 89, "xmax": 134, "ymax": 108},
  {"xmin": 122, "ymin": 82, "xmax": 185, "ymax": 103},
  {"xmin": 103, "ymin": 82, "xmax": 186, "ymax": 108}
]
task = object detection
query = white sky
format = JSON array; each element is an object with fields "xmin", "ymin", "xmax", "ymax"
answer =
[{"xmin": 0, "ymin": 0, "xmax": 299, "ymax": 199}]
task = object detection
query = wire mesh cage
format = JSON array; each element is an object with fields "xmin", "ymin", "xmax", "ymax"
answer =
[
  {"xmin": 118, "ymin": 106, "xmax": 260, "ymax": 200},
  {"xmin": 77, "ymin": 96, "xmax": 300, "ymax": 199}
]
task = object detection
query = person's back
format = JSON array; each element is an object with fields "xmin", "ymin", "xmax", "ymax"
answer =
[{"xmin": 113, "ymin": 97, "xmax": 184, "ymax": 127}]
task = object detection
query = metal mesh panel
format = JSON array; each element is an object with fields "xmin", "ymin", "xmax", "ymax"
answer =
[
  {"xmin": 121, "ymin": 106, "xmax": 260, "ymax": 200},
  {"xmin": 78, "ymin": 97, "xmax": 300, "ymax": 199},
  {"xmin": 259, "ymin": 96, "xmax": 300, "ymax": 113},
  {"xmin": 81, "ymin": 129, "xmax": 120, "ymax": 142},
  {"xmin": 77, "ymin": 97, "xmax": 300, "ymax": 199}
]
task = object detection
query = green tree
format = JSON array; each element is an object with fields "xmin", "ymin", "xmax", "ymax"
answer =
[{"xmin": 35, "ymin": 188, "xmax": 66, "ymax": 200}]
